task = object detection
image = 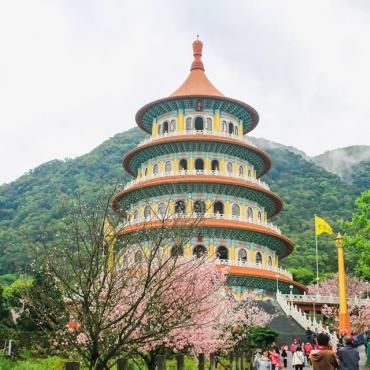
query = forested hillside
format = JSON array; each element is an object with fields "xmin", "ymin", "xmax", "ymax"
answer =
[{"xmin": 0, "ymin": 128, "xmax": 368, "ymax": 283}]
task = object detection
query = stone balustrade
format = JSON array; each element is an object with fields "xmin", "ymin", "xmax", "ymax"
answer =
[{"xmin": 281, "ymin": 293, "xmax": 370, "ymax": 306}]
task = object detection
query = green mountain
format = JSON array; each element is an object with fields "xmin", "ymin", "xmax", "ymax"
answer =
[{"xmin": 0, "ymin": 128, "xmax": 368, "ymax": 284}]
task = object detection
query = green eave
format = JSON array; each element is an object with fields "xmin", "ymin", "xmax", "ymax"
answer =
[
  {"xmin": 117, "ymin": 181, "xmax": 280, "ymax": 217},
  {"xmin": 135, "ymin": 96, "xmax": 258, "ymax": 134},
  {"xmin": 126, "ymin": 140, "xmax": 268, "ymax": 178}
]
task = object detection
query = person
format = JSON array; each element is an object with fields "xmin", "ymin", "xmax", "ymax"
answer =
[
  {"xmin": 280, "ymin": 344, "xmax": 288, "ymax": 369},
  {"xmin": 290, "ymin": 338, "xmax": 298, "ymax": 353},
  {"xmin": 337, "ymin": 335, "xmax": 360, "ymax": 370},
  {"xmin": 306, "ymin": 327, "xmax": 313, "ymax": 342},
  {"xmin": 304, "ymin": 342, "xmax": 313, "ymax": 365},
  {"xmin": 367, "ymin": 335, "xmax": 370, "ymax": 367},
  {"xmin": 253, "ymin": 349, "xmax": 272, "ymax": 370},
  {"xmin": 269, "ymin": 348, "xmax": 280, "ymax": 370},
  {"xmin": 291, "ymin": 346, "xmax": 305, "ymax": 370},
  {"xmin": 310, "ymin": 333, "xmax": 339, "ymax": 370}
]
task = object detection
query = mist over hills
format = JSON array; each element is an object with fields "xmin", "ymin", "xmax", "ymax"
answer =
[{"xmin": 0, "ymin": 128, "xmax": 368, "ymax": 283}]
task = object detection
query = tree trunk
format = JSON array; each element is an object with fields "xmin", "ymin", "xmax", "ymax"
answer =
[
  {"xmin": 235, "ymin": 353, "xmax": 240, "ymax": 370},
  {"xmin": 176, "ymin": 353, "xmax": 185, "ymax": 370},
  {"xmin": 146, "ymin": 352, "xmax": 157, "ymax": 370},
  {"xmin": 209, "ymin": 353, "xmax": 216, "ymax": 370},
  {"xmin": 198, "ymin": 353, "xmax": 205, "ymax": 370},
  {"xmin": 157, "ymin": 354, "xmax": 166, "ymax": 370},
  {"xmin": 229, "ymin": 352, "xmax": 236, "ymax": 370},
  {"xmin": 117, "ymin": 358, "xmax": 129, "ymax": 370},
  {"xmin": 65, "ymin": 362, "xmax": 80, "ymax": 370},
  {"xmin": 240, "ymin": 353, "xmax": 244, "ymax": 370}
]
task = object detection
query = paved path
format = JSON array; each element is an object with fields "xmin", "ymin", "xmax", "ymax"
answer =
[{"xmin": 284, "ymin": 346, "xmax": 367, "ymax": 370}]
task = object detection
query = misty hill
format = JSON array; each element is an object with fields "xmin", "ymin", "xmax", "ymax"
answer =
[
  {"xmin": 312, "ymin": 145, "xmax": 370, "ymax": 182},
  {"xmin": 0, "ymin": 128, "xmax": 368, "ymax": 284}
]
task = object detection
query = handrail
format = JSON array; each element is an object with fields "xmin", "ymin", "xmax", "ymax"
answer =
[
  {"xmin": 124, "ymin": 170, "xmax": 270, "ymax": 191},
  {"xmin": 126, "ymin": 212, "xmax": 281, "ymax": 235},
  {"xmin": 137, "ymin": 130, "xmax": 257, "ymax": 148},
  {"xmin": 276, "ymin": 291, "xmax": 331, "ymax": 334},
  {"xmin": 216, "ymin": 258, "xmax": 292, "ymax": 279},
  {"xmin": 281, "ymin": 293, "xmax": 370, "ymax": 306}
]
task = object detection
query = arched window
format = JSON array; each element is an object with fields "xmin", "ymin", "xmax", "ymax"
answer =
[
  {"xmin": 170, "ymin": 119, "xmax": 176, "ymax": 132},
  {"xmin": 213, "ymin": 201, "xmax": 224, "ymax": 215},
  {"xmin": 255, "ymin": 251, "xmax": 263, "ymax": 264},
  {"xmin": 165, "ymin": 161, "xmax": 172, "ymax": 173},
  {"xmin": 144, "ymin": 167, "xmax": 148, "ymax": 177},
  {"xmin": 175, "ymin": 200, "xmax": 186, "ymax": 214},
  {"xmin": 238, "ymin": 165, "xmax": 244, "ymax": 176},
  {"xmin": 194, "ymin": 200, "xmax": 206, "ymax": 215},
  {"xmin": 268, "ymin": 256, "xmax": 273, "ymax": 266},
  {"xmin": 222, "ymin": 120, "xmax": 227, "ymax": 132},
  {"xmin": 235, "ymin": 126, "xmax": 239, "ymax": 135},
  {"xmin": 217, "ymin": 246, "xmax": 228, "ymax": 260},
  {"xmin": 193, "ymin": 244, "xmax": 207, "ymax": 258},
  {"xmin": 158, "ymin": 124, "xmax": 163, "ymax": 136},
  {"xmin": 248, "ymin": 168, "xmax": 252, "ymax": 177},
  {"xmin": 206, "ymin": 117, "xmax": 212, "ymax": 131},
  {"xmin": 163, "ymin": 121, "xmax": 169, "ymax": 134},
  {"xmin": 195, "ymin": 158, "xmax": 204, "ymax": 171},
  {"xmin": 134, "ymin": 250, "xmax": 143, "ymax": 263},
  {"xmin": 232, "ymin": 203, "xmax": 240, "ymax": 217},
  {"xmin": 228, "ymin": 122, "xmax": 234, "ymax": 135},
  {"xmin": 247, "ymin": 207, "xmax": 254, "ymax": 221},
  {"xmin": 195, "ymin": 117, "xmax": 204, "ymax": 131},
  {"xmin": 227, "ymin": 162, "xmax": 233, "ymax": 174},
  {"xmin": 158, "ymin": 202, "xmax": 167, "ymax": 218},
  {"xmin": 133, "ymin": 209, "xmax": 139, "ymax": 221},
  {"xmin": 258, "ymin": 211, "xmax": 262, "ymax": 223},
  {"xmin": 238, "ymin": 249, "xmax": 248, "ymax": 262},
  {"xmin": 171, "ymin": 245, "xmax": 184, "ymax": 257},
  {"xmin": 179, "ymin": 159, "xmax": 188, "ymax": 171},
  {"xmin": 211, "ymin": 159, "xmax": 219, "ymax": 171},
  {"xmin": 186, "ymin": 117, "xmax": 192, "ymax": 131},
  {"xmin": 144, "ymin": 206, "xmax": 152, "ymax": 220},
  {"xmin": 153, "ymin": 164, "xmax": 159, "ymax": 175}
]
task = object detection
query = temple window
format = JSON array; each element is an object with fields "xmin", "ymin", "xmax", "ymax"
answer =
[
  {"xmin": 134, "ymin": 250, "xmax": 143, "ymax": 263},
  {"xmin": 144, "ymin": 206, "xmax": 152, "ymax": 220},
  {"xmin": 175, "ymin": 200, "xmax": 186, "ymax": 214},
  {"xmin": 255, "ymin": 251, "xmax": 263, "ymax": 264},
  {"xmin": 247, "ymin": 207, "xmax": 254, "ymax": 221},
  {"xmin": 170, "ymin": 119, "xmax": 176, "ymax": 132},
  {"xmin": 213, "ymin": 201, "xmax": 224, "ymax": 215},
  {"xmin": 268, "ymin": 256, "xmax": 273, "ymax": 266},
  {"xmin": 165, "ymin": 161, "xmax": 172, "ymax": 173},
  {"xmin": 258, "ymin": 211, "xmax": 262, "ymax": 223},
  {"xmin": 206, "ymin": 117, "xmax": 212, "ymax": 131},
  {"xmin": 227, "ymin": 162, "xmax": 233, "ymax": 174},
  {"xmin": 232, "ymin": 203, "xmax": 240, "ymax": 217},
  {"xmin": 179, "ymin": 159, "xmax": 188, "ymax": 171},
  {"xmin": 158, "ymin": 202, "xmax": 167, "ymax": 217},
  {"xmin": 238, "ymin": 165, "xmax": 244, "ymax": 176},
  {"xmin": 158, "ymin": 124, "xmax": 163, "ymax": 136},
  {"xmin": 194, "ymin": 200, "xmax": 206, "ymax": 215},
  {"xmin": 248, "ymin": 168, "xmax": 252, "ymax": 177},
  {"xmin": 133, "ymin": 209, "xmax": 139, "ymax": 221},
  {"xmin": 153, "ymin": 164, "xmax": 159, "ymax": 174},
  {"xmin": 186, "ymin": 117, "xmax": 192, "ymax": 130},
  {"xmin": 171, "ymin": 244, "xmax": 184, "ymax": 257},
  {"xmin": 238, "ymin": 249, "xmax": 248, "ymax": 262},
  {"xmin": 235, "ymin": 126, "xmax": 239, "ymax": 135},
  {"xmin": 193, "ymin": 244, "xmax": 207, "ymax": 258},
  {"xmin": 195, "ymin": 158, "xmax": 204, "ymax": 171},
  {"xmin": 217, "ymin": 246, "xmax": 228, "ymax": 260},
  {"xmin": 222, "ymin": 120, "xmax": 227, "ymax": 132},
  {"xmin": 144, "ymin": 167, "xmax": 148, "ymax": 177},
  {"xmin": 195, "ymin": 117, "xmax": 204, "ymax": 131},
  {"xmin": 163, "ymin": 121, "xmax": 169, "ymax": 134},
  {"xmin": 211, "ymin": 159, "xmax": 219, "ymax": 171},
  {"xmin": 228, "ymin": 122, "xmax": 234, "ymax": 135}
]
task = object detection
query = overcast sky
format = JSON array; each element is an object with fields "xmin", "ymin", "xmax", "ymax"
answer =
[{"xmin": 1, "ymin": 0, "xmax": 370, "ymax": 184}]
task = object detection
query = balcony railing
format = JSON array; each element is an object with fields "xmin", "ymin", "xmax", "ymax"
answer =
[
  {"xmin": 216, "ymin": 258, "xmax": 292, "ymax": 279},
  {"xmin": 281, "ymin": 293, "xmax": 370, "ymax": 306},
  {"xmin": 137, "ymin": 130, "xmax": 257, "ymax": 148},
  {"xmin": 124, "ymin": 169, "xmax": 270, "ymax": 191},
  {"xmin": 124, "ymin": 212, "xmax": 281, "ymax": 235}
]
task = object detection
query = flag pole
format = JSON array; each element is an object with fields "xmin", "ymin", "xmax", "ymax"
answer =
[{"xmin": 314, "ymin": 214, "xmax": 319, "ymax": 322}]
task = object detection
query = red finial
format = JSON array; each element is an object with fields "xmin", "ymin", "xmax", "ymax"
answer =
[{"xmin": 191, "ymin": 35, "xmax": 204, "ymax": 71}]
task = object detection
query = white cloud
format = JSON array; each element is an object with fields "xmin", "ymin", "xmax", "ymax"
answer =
[{"xmin": 0, "ymin": 0, "xmax": 369, "ymax": 184}]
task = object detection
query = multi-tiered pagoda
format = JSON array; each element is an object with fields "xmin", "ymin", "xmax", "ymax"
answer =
[{"xmin": 113, "ymin": 38, "xmax": 305, "ymax": 295}]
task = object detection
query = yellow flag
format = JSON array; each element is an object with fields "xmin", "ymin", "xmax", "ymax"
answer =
[
  {"xmin": 103, "ymin": 218, "xmax": 116, "ymax": 269},
  {"xmin": 315, "ymin": 215, "xmax": 333, "ymax": 236}
]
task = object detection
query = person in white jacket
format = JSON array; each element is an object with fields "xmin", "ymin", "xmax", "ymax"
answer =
[{"xmin": 291, "ymin": 346, "xmax": 305, "ymax": 370}]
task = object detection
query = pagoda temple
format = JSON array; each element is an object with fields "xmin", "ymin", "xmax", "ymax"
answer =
[{"xmin": 113, "ymin": 38, "xmax": 305, "ymax": 296}]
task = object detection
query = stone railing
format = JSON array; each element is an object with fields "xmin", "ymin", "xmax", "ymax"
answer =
[
  {"xmin": 126, "ymin": 212, "xmax": 281, "ymax": 235},
  {"xmin": 216, "ymin": 258, "xmax": 292, "ymax": 279},
  {"xmin": 282, "ymin": 293, "xmax": 370, "ymax": 306},
  {"xmin": 276, "ymin": 291, "xmax": 330, "ymax": 334},
  {"xmin": 124, "ymin": 169, "xmax": 270, "ymax": 191},
  {"xmin": 137, "ymin": 130, "xmax": 257, "ymax": 148}
]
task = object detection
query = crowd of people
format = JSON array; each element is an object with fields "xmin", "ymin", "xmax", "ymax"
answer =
[{"xmin": 253, "ymin": 329, "xmax": 370, "ymax": 370}]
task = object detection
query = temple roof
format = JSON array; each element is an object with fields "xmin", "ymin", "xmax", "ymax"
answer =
[{"xmin": 170, "ymin": 38, "xmax": 224, "ymax": 97}]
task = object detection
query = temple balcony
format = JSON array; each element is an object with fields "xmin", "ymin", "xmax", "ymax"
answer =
[{"xmin": 124, "ymin": 169, "xmax": 270, "ymax": 191}]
